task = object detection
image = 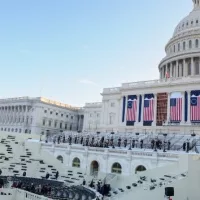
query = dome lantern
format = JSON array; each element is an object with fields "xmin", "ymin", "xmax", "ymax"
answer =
[{"xmin": 193, "ymin": 0, "xmax": 200, "ymax": 9}]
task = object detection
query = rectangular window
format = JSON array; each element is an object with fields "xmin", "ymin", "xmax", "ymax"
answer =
[
  {"xmin": 61, "ymin": 114, "xmax": 63, "ymax": 117},
  {"xmin": 60, "ymin": 122, "xmax": 62, "ymax": 129},
  {"xmin": 43, "ymin": 119, "xmax": 45, "ymax": 126},
  {"xmin": 50, "ymin": 111, "xmax": 53, "ymax": 114},
  {"xmin": 65, "ymin": 124, "xmax": 67, "ymax": 130},
  {"xmin": 71, "ymin": 116, "xmax": 73, "ymax": 119},
  {"xmin": 44, "ymin": 110, "xmax": 47, "ymax": 113},
  {"xmin": 49, "ymin": 120, "xmax": 51, "ymax": 127},
  {"xmin": 54, "ymin": 121, "xmax": 57, "ymax": 128},
  {"xmin": 66, "ymin": 115, "xmax": 68, "ymax": 118},
  {"xmin": 56, "ymin": 113, "xmax": 58, "ymax": 116}
]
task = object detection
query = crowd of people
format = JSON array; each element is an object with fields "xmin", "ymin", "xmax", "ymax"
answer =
[
  {"xmin": 46, "ymin": 131, "xmax": 193, "ymax": 153},
  {"xmin": 12, "ymin": 181, "xmax": 52, "ymax": 196},
  {"xmin": 82, "ymin": 178, "xmax": 109, "ymax": 199}
]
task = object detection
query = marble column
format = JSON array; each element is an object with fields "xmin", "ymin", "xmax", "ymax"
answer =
[
  {"xmin": 152, "ymin": 94, "xmax": 157, "ymax": 126},
  {"xmin": 118, "ymin": 97, "xmax": 123, "ymax": 125},
  {"xmin": 140, "ymin": 94, "xmax": 144, "ymax": 125},
  {"xmin": 187, "ymin": 91, "xmax": 191, "ymax": 124},
  {"xmin": 170, "ymin": 63, "xmax": 173, "ymax": 77},
  {"xmin": 183, "ymin": 59, "xmax": 187, "ymax": 77},
  {"xmin": 135, "ymin": 95, "xmax": 140, "ymax": 124},
  {"xmin": 181, "ymin": 92, "xmax": 185, "ymax": 124},
  {"xmin": 167, "ymin": 93, "xmax": 171, "ymax": 122},
  {"xmin": 176, "ymin": 61, "xmax": 179, "ymax": 77},
  {"xmin": 124, "ymin": 96, "xmax": 127, "ymax": 126},
  {"xmin": 162, "ymin": 66, "xmax": 165, "ymax": 79},
  {"xmin": 191, "ymin": 57, "xmax": 194, "ymax": 76}
]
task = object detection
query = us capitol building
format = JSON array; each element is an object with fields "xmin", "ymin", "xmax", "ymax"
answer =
[
  {"xmin": 84, "ymin": 0, "xmax": 200, "ymax": 134},
  {"xmin": 1, "ymin": 0, "xmax": 200, "ymax": 135}
]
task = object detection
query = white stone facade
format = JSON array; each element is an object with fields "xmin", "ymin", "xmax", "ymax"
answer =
[
  {"xmin": 83, "ymin": 1, "xmax": 200, "ymax": 134},
  {"xmin": 42, "ymin": 143, "xmax": 178, "ymax": 176},
  {"xmin": 83, "ymin": 103, "xmax": 102, "ymax": 132},
  {"xmin": 0, "ymin": 97, "xmax": 84, "ymax": 135}
]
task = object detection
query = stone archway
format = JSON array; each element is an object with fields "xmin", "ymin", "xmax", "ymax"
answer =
[
  {"xmin": 111, "ymin": 162, "xmax": 122, "ymax": 174},
  {"xmin": 135, "ymin": 165, "xmax": 146, "ymax": 174},
  {"xmin": 90, "ymin": 160, "xmax": 99, "ymax": 176},
  {"xmin": 57, "ymin": 155, "xmax": 63, "ymax": 163},
  {"xmin": 72, "ymin": 157, "xmax": 80, "ymax": 168}
]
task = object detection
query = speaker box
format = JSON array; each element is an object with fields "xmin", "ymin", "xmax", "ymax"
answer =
[{"xmin": 165, "ymin": 187, "xmax": 174, "ymax": 196}]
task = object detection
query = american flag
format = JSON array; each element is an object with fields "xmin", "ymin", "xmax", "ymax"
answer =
[
  {"xmin": 143, "ymin": 95, "xmax": 154, "ymax": 122},
  {"xmin": 170, "ymin": 96, "xmax": 182, "ymax": 122},
  {"xmin": 126, "ymin": 96, "xmax": 137, "ymax": 122},
  {"xmin": 190, "ymin": 95, "xmax": 200, "ymax": 121}
]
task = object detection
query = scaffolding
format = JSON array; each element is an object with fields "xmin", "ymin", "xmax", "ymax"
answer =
[{"xmin": 156, "ymin": 93, "xmax": 168, "ymax": 126}]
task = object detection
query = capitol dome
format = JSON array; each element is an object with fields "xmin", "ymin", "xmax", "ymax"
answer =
[{"xmin": 159, "ymin": 0, "xmax": 200, "ymax": 80}]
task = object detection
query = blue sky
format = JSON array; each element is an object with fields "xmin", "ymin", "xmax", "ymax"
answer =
[{"xmin": 0, "ymin": 0, "xmax": 192, "ymax": 106}]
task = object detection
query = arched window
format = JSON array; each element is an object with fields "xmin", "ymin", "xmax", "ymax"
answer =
[
  {"xmin": 183, "ymin": 41, "xmax": 186, "ymax": 50},
  {"xmin": 135, "ymin": 165, "xmax": 146, "ymax": 174},
  {"xmin": 173, "ymin": 45, "xmax": 176, "ymax": 52},
  {"xmin": 57, "ymin": 155, "xmax": 63, "ymax": 163},
  {"xmin": 178, "ymin": 43, "xmax": 180, "ymax": 51},
  {"xmin": 72, "ymin": 157, "xmax": 80, "ymax": 168},
  {"xmin": 195, "ymin": 39, "xmax": 199, "ymax": 48},
  {"xmin": 111, "ymin": 162, "xmax": 122, "ymax": 174},
  {"xmin": 25, "ymin": 129, "xmax": 28, "ymax": 133},
  {"xmin": 189, "ymin": 40, "xmax": 192, "ymax": 48}
]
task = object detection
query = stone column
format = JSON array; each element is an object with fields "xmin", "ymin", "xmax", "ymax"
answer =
[
  {"xmin": 183, "ymin": 59, "xmax": 187, "ymax": 77},
  {"xmin": 181, "ymin": 92, "xmax": 185, "ymax": 124},
  {"xmin": 187, "ymin": 91, "xmax": 191, "ymax": 124},
  {"xmin": 136, "ymin": 95, "xmax": 140, "ymax": 124},
  {"xmin": 170, "ymin": 63, "xmax": 173, "ymax": 77},
  {"xmin": 140, "ymin": 94, "xmax": 144, "ymax": 125},
  {"xmin": 152, "ymin": 94, "xmax": 157, "ymax": 126},
  {"xmin": 162, "ymin": 66, "xmax": 164, "ymax": 79},
  {"xmin": 124, "ymin": 96, "xmax": 127, "ymax": 126},
  {"xmin": 160, "ymin": 67, "xmax": 162, "ymax": 79},
  {"xmin": 167, "ymin": 93, "xmax": 171, "ymax": 122},
  {"xmin": 176, "ymin": 61, "xmax": 179, "ymax": 77},
  {"xmin": 118, "ymin": 97, "xmax": 122, "ymax": 125},
  {"xmin": 180, "ymin": 62, "xmax": 183, "ymax": 77},
  {"xmin": 191, "ymin": 57, "xmax": 194, "ymax": 76}
]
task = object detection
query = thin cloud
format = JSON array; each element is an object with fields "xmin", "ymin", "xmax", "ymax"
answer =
[{"xmin": 79, "ymin": 79, "xmax": 98, "ymax": 86}]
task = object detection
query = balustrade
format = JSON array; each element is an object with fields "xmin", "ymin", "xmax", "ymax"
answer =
[{"xmin": 42, "ymin": 143, "xmax": 180, "ymax": 160}]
